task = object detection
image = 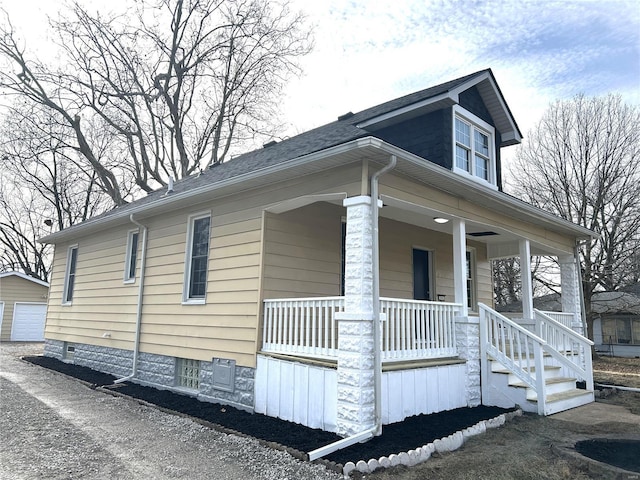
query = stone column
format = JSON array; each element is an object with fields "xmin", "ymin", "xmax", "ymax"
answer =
[
  {"xmin": 559, "ymin": 255, "xmax": 583, "ymax": 335},
  {"xmin": 335, "ymin": 195, "xmax": 376, "ymax": 437},
  {"xmin": 455, "ymin": 317, "xmax": 481, "ymax": 407}
]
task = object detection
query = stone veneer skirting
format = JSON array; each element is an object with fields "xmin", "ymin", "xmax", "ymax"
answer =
[{"xmin": 44, "ymin": 339, "xmax": 255, "ymax": 411}]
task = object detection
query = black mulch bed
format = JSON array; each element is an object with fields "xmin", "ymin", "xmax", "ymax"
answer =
[
  {"xmin": 24, "ymin": 355, "xmax": 513, "ymax": 465},
  {"xmin": 576, "ymin": 439, "xmax": 640, "ymax": 473}
]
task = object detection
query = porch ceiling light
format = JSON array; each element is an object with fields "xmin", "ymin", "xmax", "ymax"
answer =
[{"xmin": 433, "ymin": 217, "xmax": 449, "ymax": 224}]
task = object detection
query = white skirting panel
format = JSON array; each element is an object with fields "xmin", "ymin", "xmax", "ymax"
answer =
[
  {"xmin": 381, "ymin": 363, "xmax": 467, "ymax": 424},
  {"xmin": 255, "ymin": 355, "xmax": 337, "ymax": 432},
  {"xmin": 255, "ymin": 356, "xmax": 467, "ymax": 432}
]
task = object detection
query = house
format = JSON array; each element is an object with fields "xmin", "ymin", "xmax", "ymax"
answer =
[
  {"xmin": 40, "ymin": 70, "xmax": 596, "ymax": 444},
  {"xmin": 0, "ymin": 271, "xmax": 50, "ymax": 342},
  {"xmin": 592, "ymin": 285, "xmax": 640, "ymax": 358},
  {"xmin": 500, "ymin": 285, "xmax": 640, "ymax": 358}
]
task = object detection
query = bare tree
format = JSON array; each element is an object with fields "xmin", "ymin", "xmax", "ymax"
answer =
[
  {"xmin": 0, "ymin": 0, "xmax": 312, "ymax": 205},
  {"xmin": 0, "ymin": 103, "xmax": 111, "ymax": 280},
  {"xmin": 509, "ymin": 94, "xmax": 640, "ymax": 338},
  {"xmin": 493, "ymin": 257, "xmax": 550, "ymax": 308}
]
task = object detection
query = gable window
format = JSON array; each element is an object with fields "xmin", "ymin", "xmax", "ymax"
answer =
[
  {"xmin": 453, "ymin": 106, "xmax": 496, "ymax": 187},
  {"xmin": 124, "ymin": 230, "xmax": 139, "ymax": 283},
  {"xmin": 183, "ymin": 212, "xmax": 211, "ymax": 303},
  {"xmin": 63, "ymin": 245, "xmax": 78, "ymax": 304}
]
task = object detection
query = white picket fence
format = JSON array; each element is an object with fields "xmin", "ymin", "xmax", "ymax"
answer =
[{"xmin": 262, "ymin": 297, "xmax": 462, "ymax": 361}]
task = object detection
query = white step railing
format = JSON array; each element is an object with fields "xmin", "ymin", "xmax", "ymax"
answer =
[
  {"xmin": 534, "ymin": 309, "xmax": 594, "ymax": 389},
  {"xmin": 380, "ymin": 298, "xmax": 460, "ymax": 361},
  {"xmin": 262, "ymin": 297, "xmax": 462, "ymax": 361},
  {"xmin": 479, "ymin": 303, "xmax": 547, "ymax": 415},
  {"xmin": 539, "ymin": 311, "xmax": 574, "ymax": 330}
]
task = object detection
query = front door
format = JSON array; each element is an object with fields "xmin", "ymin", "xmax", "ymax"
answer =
[{"xmin": 413, "ymin": 248, "xmax": 432, "ymax": 301}]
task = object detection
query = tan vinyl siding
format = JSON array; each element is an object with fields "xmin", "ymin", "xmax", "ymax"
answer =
[
  {"xmin": 378, "ymin": 218, "xmax": 491, "ymax": 307},
  {"xmin": 0, "ymin": 275, "xmax": 49, "ymax": 341},
  {"xmin": 46, "ymin": 164, "xmax": 364, "ymax": 368},
  {"xmin": 262, "ymin": 202, "xmax": 344, "ymax": 299},
  {"xmin": 46, "ymin": 227, "xmax": 140, "ymax": 350}
]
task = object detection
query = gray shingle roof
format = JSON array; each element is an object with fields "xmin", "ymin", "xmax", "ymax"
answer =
[{"xmin": 42, "ymin": 69, "xmax": 498, "ymax": 239}]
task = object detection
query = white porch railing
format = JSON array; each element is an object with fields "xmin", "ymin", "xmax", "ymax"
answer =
[
  {"xmin": 262, "ymin": 297, "xmax": 343, "ymax": 359},
  {"xmin": 380, "ymin": 298, "xmax": 460, "ymax": 361},
  {"xmin": 262, "ymin": 297, "xmax": 462, "ymax": 361},
  {"xmin": 539, "ymin": 311, "xmax": 574, "ymax": 330},
  {"xmin": 534, "ymin": 309, "xmax": 594, "ymax": 387}
]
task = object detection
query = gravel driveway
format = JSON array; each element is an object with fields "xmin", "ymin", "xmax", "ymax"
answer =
[{"xmin": 0, "ymin": 343, "xmax": 342, "ymax": 480}]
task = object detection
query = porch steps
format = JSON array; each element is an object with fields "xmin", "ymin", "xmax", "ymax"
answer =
[{"xmin": 488, "ymin": 357, "xmax": 594, "ymax": 415}]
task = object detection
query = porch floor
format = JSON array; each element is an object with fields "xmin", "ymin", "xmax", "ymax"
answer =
[{"xmin": 257, "ymin": 350, "xmax": 465, "ymax": 371}]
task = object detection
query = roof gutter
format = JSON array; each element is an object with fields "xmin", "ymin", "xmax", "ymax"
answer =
[
  {"xmin": 39, "ymin": 136, "xmax": 595, "ymax": 244},
  {"xmin": 113, "ymin": 214, "xmax": 148, "ymax": 384},
  {"xmin": 38, "ymin": 137, "xmax": 379, "ymax": 244}
]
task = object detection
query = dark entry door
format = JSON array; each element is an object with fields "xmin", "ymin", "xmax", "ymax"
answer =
[{"xmin": 413, "ymin": 248, "xmax": 431, "ymax": 301}]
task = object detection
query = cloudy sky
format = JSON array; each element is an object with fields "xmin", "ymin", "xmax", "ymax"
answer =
[
  {"xmin": 283, "ymin": 0, "xmax": 639, "ymax": 139},
  {"xmin": 3, "ymin": 0, "xmax": 639, "ymax": 145}
]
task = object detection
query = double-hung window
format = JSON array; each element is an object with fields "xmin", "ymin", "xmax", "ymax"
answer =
[
  {"xmin": 453, "ymin": 106, "xmax": 496, "ymax": 187},
  {"xmin": 124, "ymin": 230, "xmax": 139, "ymax": 283},
  {"xmin": 63, "ymin": 245, "xmax": 78, "ymax": 304},
  {"xmin": 183, "ymin": 212, "xmax": 211, "ymax": 303}
]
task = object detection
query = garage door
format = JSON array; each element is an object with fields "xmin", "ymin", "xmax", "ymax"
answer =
[{"xmin": 11, "ymin": 303, "xmax": 47, "ymax": 341}]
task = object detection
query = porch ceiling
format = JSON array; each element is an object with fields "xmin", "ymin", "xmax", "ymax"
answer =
[{"xmin": 378, "ymin": 195, "xmax": 564, "ymax": 257}]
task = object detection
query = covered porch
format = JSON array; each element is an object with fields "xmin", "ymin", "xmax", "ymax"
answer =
[{"xmin": 254, "ymin": 159, "xmax": 591, "ymax": 436}]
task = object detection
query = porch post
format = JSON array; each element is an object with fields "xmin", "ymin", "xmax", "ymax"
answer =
[
  {"xmin": 452, "ymin": 219, "xmax": 480, "ymax": 407},
  {"xmin": 452, "ymin": 219, "xmax": 468, "ymax": 313},
  {"xmin": 519, "ymin": 239, "xmax": 534, "ymax": 320},
  {"xmin": 559, "ymin": 255, "xmax": 583, "ymax": 335},
  {"xmin": 335, "ymin": 195, "xmax": 376, "ymax": 437}
]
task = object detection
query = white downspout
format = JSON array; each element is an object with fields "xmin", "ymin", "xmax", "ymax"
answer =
[
  {"xmin": 370, "ymin": 154, "xmax": 396, "ymax": 435},
  {"xmin": 307, "ymin": 154, "xmax": 397, "ymax": 462},
  {"xmin": 114, "ymin": 214, "xmax": 148, "ymax": 384}
]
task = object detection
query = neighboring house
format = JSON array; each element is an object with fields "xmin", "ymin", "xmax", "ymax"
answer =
[
  {"xmin": 500, "ymin": 285, "xmax": 640, "ymax": 358},
  {"xmin": 592, "ymin": 285, "xmax": 640, "ymax": 358},
  {"xmin": 40, "ymin": 70, "xmax": 596, "ymax": 441},
  {"xmin": 0, "ymin": 272, "xmax": 50, "ymax": 342}
]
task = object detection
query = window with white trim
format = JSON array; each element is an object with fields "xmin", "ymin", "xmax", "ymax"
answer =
[
  {"xmin": 124, "ymin": 230, "xmax": 139, "ymax": 283},
  {"xmin": 453, "ymin": 106, "xmax": 496, "ymax": 187},
  {"xmin": 63, "ymin": 245, "xmax": 78, "ymax": 304},
  {"xmin": 466, "ymin": 249, "xmax": 477, "ymax": 311},
  {"xmin": 183, "ymin": 213, "xmax": 211, "ymax": 302},
  {"xmin": 176, "ymin": 357, "xmax": 200, "ymax": 389}
]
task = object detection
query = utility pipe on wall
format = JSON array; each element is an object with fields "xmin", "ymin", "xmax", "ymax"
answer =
[{"xmin": 114, "ymin": 214, "xmax": 148, "ymax": 384}]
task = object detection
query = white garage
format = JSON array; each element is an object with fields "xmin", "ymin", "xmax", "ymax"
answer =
[
  {"xmin": 11, "ymin": 303, "xmax": 48, "ymax": 341},
  {"xmin": 0, "ymin": 272, "xmax": 49, "ymax": 342}
]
